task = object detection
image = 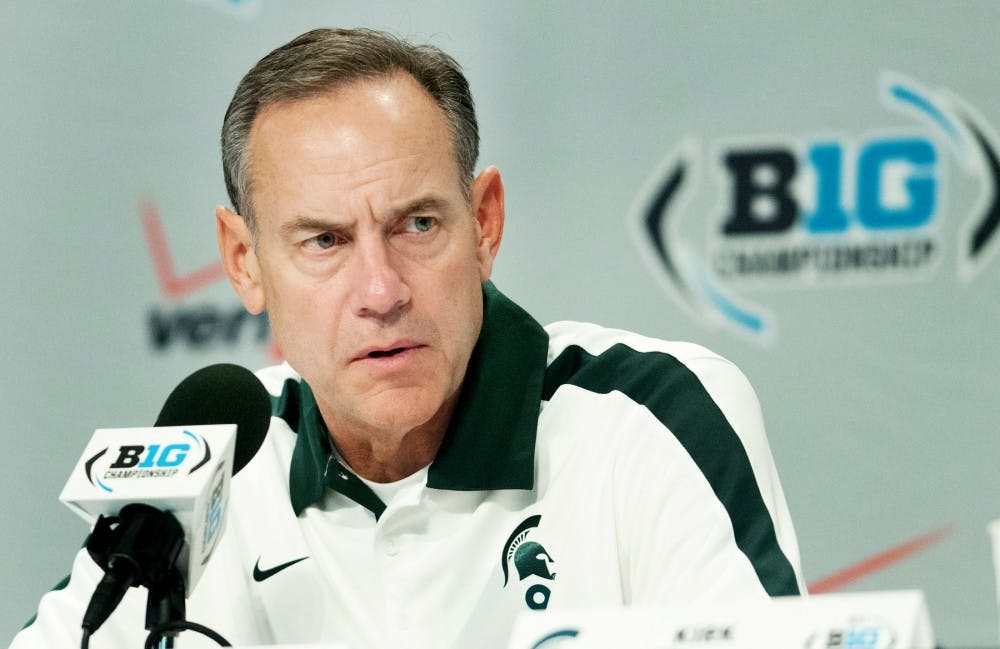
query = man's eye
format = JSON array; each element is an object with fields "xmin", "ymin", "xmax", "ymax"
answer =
[
  {"xmin": 404, "ymin": 216, "xmax": 436, "ymax": 233},
  {"xmin": 307, "ymin": 233, "xmax": 339, "ymax": 250}
]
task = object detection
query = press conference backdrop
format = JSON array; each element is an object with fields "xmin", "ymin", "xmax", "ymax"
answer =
[{"xmin": 3, "ymin": 1, "xmax": 997, "ymax": 645}]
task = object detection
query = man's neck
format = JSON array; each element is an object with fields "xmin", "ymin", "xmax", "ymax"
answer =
[{"xmin": 319, "ymin": 393, "xmax": 458, "ymax": 483}]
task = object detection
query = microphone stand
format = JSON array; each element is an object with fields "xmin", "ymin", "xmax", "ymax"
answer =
[
  {"xmin": 144, "ymin": 566, "xmax": 186, "ymax": 649},
  {"xmin": 83, "ymin": 504, "xmax": 186, "ymax": 645}
]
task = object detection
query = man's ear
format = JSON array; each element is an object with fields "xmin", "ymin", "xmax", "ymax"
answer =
[
  {"xmin": 470, "ymin": 166, "xmax": 505, "ymax": 282},
  {"xmin": 216, "ymin": 205, "xmax": 266, "ymax": 314}
]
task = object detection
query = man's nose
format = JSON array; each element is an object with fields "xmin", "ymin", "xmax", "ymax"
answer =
[{"xmin": 349, "ymin": 237, "xmax": 411, "ymax": 318}]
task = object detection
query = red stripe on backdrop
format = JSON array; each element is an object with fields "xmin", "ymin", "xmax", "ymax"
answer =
[
  {"xmin": 807, "ymin": 526, "xmax": 953, "ymax": 594},
  {"xmin": 141, "ymin": 199, "xmax": 226, "ymax": 298}
]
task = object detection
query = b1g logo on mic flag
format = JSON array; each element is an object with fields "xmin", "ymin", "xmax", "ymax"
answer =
[
  {"xmin": 83, "ymin": 429, "xmax": 214, "ymax": 493},
  {"xmin": 60, "ymin": 425, "xmax": 236, "ymax": 521},
  {"xmin": 630, "ymin": 72, "xmax": 1000, "ymax": 343}
]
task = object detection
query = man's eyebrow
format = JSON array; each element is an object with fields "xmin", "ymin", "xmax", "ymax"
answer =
[
  {"xmin": 393, "ymin": 195, "xmax": 450, "ymax": 217},
  {"xmin": 280, "ymin": 216, "xmax": 343, "ymax": 236},
  {"xmin": 278, "ymin": 196, "xmax": 452, "ymax": 236}
]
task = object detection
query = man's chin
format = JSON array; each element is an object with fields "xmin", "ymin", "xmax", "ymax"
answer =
[{"xmin": 352, "ymin": 389, "xmax": 452, "ymax": 436}]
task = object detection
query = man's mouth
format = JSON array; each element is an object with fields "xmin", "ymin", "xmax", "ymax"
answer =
[
  {"xmin": 367, "ymin": 347, "xmax": 408, "ymax": 358},
  {"xmin": 355, "ymin": 342, "xmax": 425, "ymax": 362}
]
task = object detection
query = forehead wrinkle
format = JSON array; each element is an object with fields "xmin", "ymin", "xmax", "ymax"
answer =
[
  {"xmin": 254, "ymin": 139, "xmax": 430, "ymax": 220},
  {"xmin": 248, "ymin": 108, "xmax": 415, "ymax": 191},
  {"xmin": 321, "ymin": 152, "xmax": 428, "ymax": 192},
  {"xmin": 246, "ymin": 76, "xmax": 467, "ymax": 229}
]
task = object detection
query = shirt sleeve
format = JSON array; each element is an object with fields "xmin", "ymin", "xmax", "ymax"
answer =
[
  {"xmin": 9, "ymin": 546, "xmax": 148, "ymax": 649},
  {"xmin": 10, "ymin": 525, "xmax": 257, "ymax": 649},
  {"xmin": 611, "ymin": 352, "xmax": 805, "ymax": 606}
]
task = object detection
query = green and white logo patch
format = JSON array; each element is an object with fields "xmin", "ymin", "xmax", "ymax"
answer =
[{"xmin": 501, "ymin": 515, "xmax": 556, "ymax": 610}]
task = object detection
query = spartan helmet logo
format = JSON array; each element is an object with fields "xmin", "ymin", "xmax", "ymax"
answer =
[
  {"xmin": 514, "ymin": 541, "xmax": 556, "ymax": 581},
  {"xmin": 502, "ymin": 515, "xmax": 556, "ymax": 610}
]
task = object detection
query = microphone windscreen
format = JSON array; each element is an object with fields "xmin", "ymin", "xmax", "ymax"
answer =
[{"xmin": 154, "ymin": 363, "xmax": 271, "ymax": 475}]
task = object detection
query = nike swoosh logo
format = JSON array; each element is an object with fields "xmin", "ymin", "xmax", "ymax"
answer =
[{"xmin": 252, "ymin": 556, "xmax": 309, "ymax": 582}]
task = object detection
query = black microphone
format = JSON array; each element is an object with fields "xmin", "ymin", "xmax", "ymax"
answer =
[
  {"xmin": 76, "ymin": 364, "xmax": 271, "ymax": 639},
  {"xmin": 154, "ymin": 363, "xmax": 271, "ymax": 476}
]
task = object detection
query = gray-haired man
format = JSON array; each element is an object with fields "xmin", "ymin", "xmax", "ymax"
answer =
[{"xmin": 14, "ymin": 28, "xmax": 803, "ymax": 649}]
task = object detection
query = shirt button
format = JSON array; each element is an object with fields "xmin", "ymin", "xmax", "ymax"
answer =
[{"xmin": 385, "ymin": 539, "xmax": 399, "ymax": 556}]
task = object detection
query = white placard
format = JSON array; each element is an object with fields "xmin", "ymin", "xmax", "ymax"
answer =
[{"xmin": 507, "ymin": 590, "xmax": 934, "ymax": 649}]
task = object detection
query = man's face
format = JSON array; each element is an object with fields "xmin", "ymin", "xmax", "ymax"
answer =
[{"xmin": 218, "ymin": 73, "xmax": 503, "ymax": 443}]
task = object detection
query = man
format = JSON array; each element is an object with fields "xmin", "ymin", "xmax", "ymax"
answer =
[{"xmin": 13, "ymin": 27, "xmax": 803, "ymax": 649}]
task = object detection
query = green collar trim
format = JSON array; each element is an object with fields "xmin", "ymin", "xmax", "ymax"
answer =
[
  {"xmin": 279, "ymin": 282, "xmax": 548, "ymax": 516},
  {"xmin": 276, "ymin": 378, "xmax": 327, "ymax": 516},
  {"xmin": 428, "ymin": 281, "xmax": 548, "ymax": 490}
]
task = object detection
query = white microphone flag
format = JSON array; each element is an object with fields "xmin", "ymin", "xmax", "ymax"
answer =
[{"xmin": 59, "ymin": 424, "xmax": 236, "ymax": 595}]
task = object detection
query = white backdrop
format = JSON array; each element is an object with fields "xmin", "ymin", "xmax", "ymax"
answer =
[{"xmin": 2, "ymin": 1, "xmax": 998, "ymax": 645}]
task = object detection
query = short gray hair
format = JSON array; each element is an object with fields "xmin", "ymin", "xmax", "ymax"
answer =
[{"xmin": 221, "ymin": 27, "xmax": 480, "ymax": 235}]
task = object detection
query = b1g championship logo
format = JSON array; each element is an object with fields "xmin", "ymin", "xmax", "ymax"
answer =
[
  {"xmin": 631, "ymin": 72, "xmax": 1000, "ymax": 343},
  {"xmin": 804, "ymin": 617, "xmax": 896, "ymax": 649},
  {"xmin": 83, "ymin": 429, "xmax": 214, "ymax": 492}
]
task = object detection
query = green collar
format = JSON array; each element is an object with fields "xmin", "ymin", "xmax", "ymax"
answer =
[{"xmin": 277, "ymin": 282, "xmax": 549, "ymax": 516}]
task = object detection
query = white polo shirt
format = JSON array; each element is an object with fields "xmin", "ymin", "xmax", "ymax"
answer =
[{"xmin": 13, "ymin": 283, "xmax": 804, "ymax": 649}]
